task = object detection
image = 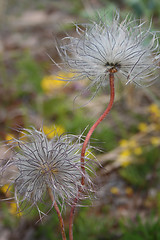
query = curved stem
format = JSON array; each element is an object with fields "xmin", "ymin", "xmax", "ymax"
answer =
[
  {"xmin": 48, "ymin": 188, "xmax": 67, "ymax": 240},
  {"xmin": 81, "ymin": 72, "xmax": 115, "ymax": 185},
  {"xmin": 69, "ymin": 72, "xmax": 115, "ymax": 240}
]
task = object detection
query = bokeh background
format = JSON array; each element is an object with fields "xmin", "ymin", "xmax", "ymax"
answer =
[{"xmin": 0, "ymin": 0, "xmax": 160, "ymax": 239}]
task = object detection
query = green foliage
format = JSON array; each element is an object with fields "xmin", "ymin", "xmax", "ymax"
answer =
[
  {"xmin": 119, "ymin": 146, "xmax": 160, "ymax": 187},
  {"xmin": 64, "ymin": 110, "xmax": 91, "ymax": 135},
  {"xmin": 0, "ymin": 202, "xmax": 20, "ymax": 228},
  {"xmin": 120, "ymin": 164, "xmax": 149, "ymax": 187},
  {"xmin": 35, "ymin": 214, "xmax": 60, "ymax": 240},
  {"xmin": 40, "ymin": 96, "xmax": 91, "ymax": 134},
  {"xmin": 80, "ymin": 2, "xmax": 118, "ymax": 20},
  {"xmin": 124, "ymin": 0, "xmax": 160, "ymax": 18},
  {"xmin": 121, "ymin": 217, "xmax": 160, "ymax": 240},
  {"xmin": 15, "ymin": 53, "xmax": 44, "ymax": 95},
  {"xmin": 68, "ymin": 0, "xmax": 83, "ymax": 14},
  {"xmin": 41, "ymin": 96, "xmax": 72, "ymax": 119},
  {"xmin": 72, "ymin": 208, "xmax": 112, "ymax": 240},
  {"xmin": 93, "ymin": 124, "xmax": 117, "ymax": 151}
]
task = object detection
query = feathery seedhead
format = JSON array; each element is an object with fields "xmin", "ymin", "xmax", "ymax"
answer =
[
  {"xmin": 57, "ymin": 14, "xmax": 159, "ymax": 93},
  {"xmin": 1, "ymin": 127, "xmax": 94, "ymax": 214}
]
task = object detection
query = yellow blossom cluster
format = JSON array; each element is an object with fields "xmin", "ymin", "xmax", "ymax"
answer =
[
  {"xmin": 110, "ymin": 186, "xmax": 133, "ymax": 196},
  {"xmin": 5, "ymin": 125, "xmax": 66, "ymax": 142},
  {"xmin": 117, "ymin": 139, "xmax": 142, "ymax": 167},
  {"xmin": 150, "ymin": 136, "xmax": 160, "ymax": 146},
  {"xmin": 0, "ymin": 184, "xmax": 10, "ymax": 197},
  {"xmin": 41, "ymin": 71, "xmax": 75, "ymax": 94},
  {"xmin": 5, "ymin": 133, "xmax": 14, "ymax": 142},
  {"xmin": 110, "ymin": 186, "xmax": 119, "ymax": 195},
  {"xmin": 9, "ymin": 202, "xmax": 22, "ymax": 217},
  {"xmin": 117, "ymin": 103, "xmax": 160, "ymax": 168},
  {"xmin": 138, "ymin": 103, "xmax": 160, "ymax": 146},
  {"xmin": 43, "ymin": 124, "xmax": 65, "ymax": 139},
  {"xmin": 138, "ymin": 104, "xmax": 160, "ymax": 132},
  {"xmin": 0, "ymin": 185, "xmax": 22, "ymax": 217},
  {"xmin": 138, "ymin": 122, "xmax": 148, "ymax": 133},
  {"xmin": 148, "ymin": 104, "xmax": 160, "ymax": 120}
]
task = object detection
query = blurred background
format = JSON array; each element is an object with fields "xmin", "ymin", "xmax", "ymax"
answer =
[{"xmin": 0, "ymin": 0, "xmax": 160, "ymax": 239}]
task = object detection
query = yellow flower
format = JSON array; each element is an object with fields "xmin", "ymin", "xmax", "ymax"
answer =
[
  {"xmin": 117, "ymin": 149, "xmax": 132, "ymax": 167},
  {"xmin": 5, "ymin": 133, "xmax": 14, "ymax": 142},
  {"xmin": 148, "ymin": 104, "xmax": 160, "ymax": 118},
  {"xmin": 134, "ymin": 147, "xmax": 142, "ymax": 155},
  {"xmin": 43, "ymin": 124, "xmax": 65, "ymax": 139},
  {"xmin": 119, "ymin": 139, "xmax": 137, "ymax": 148},
  {"xmin": 9, "ymin": 202, "xmax": 22, "ymax": 217},
  {"xmin": 120, "ymin": 149, "xmax": 131, "ymax": 157},
  {"xmin": 119, "ymin": 139, "xmax": 128, "ymax": 147},
  {"xmin": 138, "ymin": 123, "xmax": 148, "ymax": 132},
  {"xmin": 149, "ymin": 104, "xmax": 160, "ymax": 113},
  {"xmin": 0, "ymin": 184, "xmax": 10, "ymax": 197},
  {"xmin": 119, "ymin": 139, "xmax": 142, "ymax": 163},
  {"xmin": 150, "ymin": 137, "xmax": 160, "ymax": 146},
  {"xmin": 125, "ymin": 187, "xmax": 133, "ymax": 196},
  {"xmin": 41, "ymin": 71, "xmax": 75, "ymax": 93},
  {"xmin": 110, "ymin": 187, "xmax": 120, "ymax": 195},
  {"xmin": 41, "ymin": 76, "xmax": 65, "ymax": 93}
]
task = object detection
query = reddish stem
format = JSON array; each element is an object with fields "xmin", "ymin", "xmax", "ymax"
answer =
[
  {"xmin": 69, "ymin": 198, "xmax": 78, "ymax": 240},
  {"xmin": 54, "ymin": 201, "xmax": 67, "ymax": 240},
  {"xmin": 48, "ymin": 188, "xmax": 67, "ymax": 240},
  {"xmin": 81, "ymin": 72, "xmax": 115, "ymax": 185},
  {"xmin": 69, "ymin": 72, "xmax": 115, "ymax": 240}
]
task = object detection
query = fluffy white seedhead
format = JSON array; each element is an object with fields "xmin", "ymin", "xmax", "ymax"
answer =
[
  {"xmin": 57, "ymin": 14, "xmax": 159, "ymax": 92},
  {"xmin": 1, "ymin": 128, "xmax": 94, "ymax": 215}
]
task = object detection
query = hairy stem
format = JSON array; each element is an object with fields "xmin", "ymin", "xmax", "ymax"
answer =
[
  {"xmin": 69, "ymin": 72, "xmax": 115, "ymax": 240},
  {"xmin": 48, "ymin": 188, "xmax": 67, "ymax": 240}
]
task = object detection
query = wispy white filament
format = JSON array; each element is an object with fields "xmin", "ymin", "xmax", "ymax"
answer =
[
  {"xmin": 1, "ymin": 128, "xmax": 94, "ymax": 214},
  {"xmin": 57, "ymin": 14, "xmax": 159, "ymax": 92}
]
